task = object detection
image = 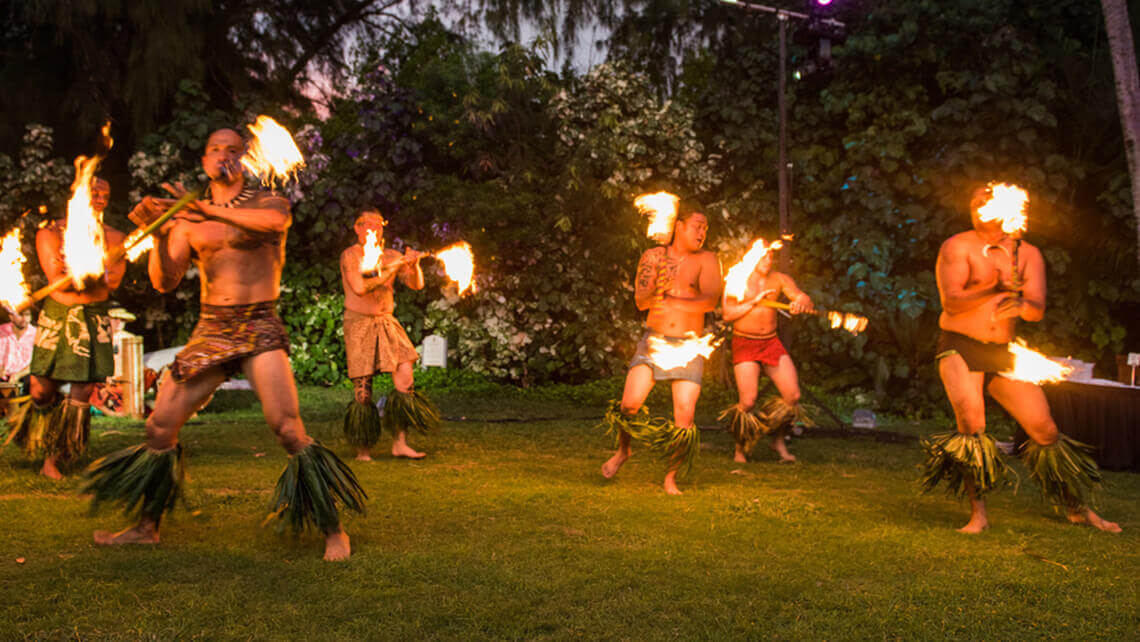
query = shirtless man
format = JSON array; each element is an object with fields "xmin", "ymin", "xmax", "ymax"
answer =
[
  {"xmin": 6, "ymin": 177, "xmax": 125, "ymax": 479},
  {"xmin": 340, "ymin": 210, "xmax": 438, "ymax": 461},
  {"xmin": 600, "ymin": 207, "xmax": 722, "ymax": 495},
  {"xmin": 720, "ymin": 244, "xmax": 812, "ymax": 463},
  {"xmin": 86, "ymin": 129, "xmax": 364, "ymax": 560},
  {"xmin": 924, "ymin": 185, "xmax": 1120, "ymax": 533}
]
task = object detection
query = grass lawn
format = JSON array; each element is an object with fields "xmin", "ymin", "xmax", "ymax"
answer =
[{"xmin": 1, "ymin": 384, "xmax": 1137, "ymax": 640}]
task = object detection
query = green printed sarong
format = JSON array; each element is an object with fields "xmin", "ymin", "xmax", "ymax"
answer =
[{"xmin": 29, "ymin": 298, "xmax": 113, "ymax": 382}]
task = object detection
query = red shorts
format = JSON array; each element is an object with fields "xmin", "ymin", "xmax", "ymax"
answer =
[{"xmin": 732, "ymin": 334, "xmax": 788, "ymax": 366}]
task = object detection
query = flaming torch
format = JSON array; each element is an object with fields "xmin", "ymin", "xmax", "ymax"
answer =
[
  {"xmin": 0, "ymin": 228, "xmax": 29, "ymax": 313},
  {"xmin": 647, "ymin": 332, "xmax": 723, "ymax": 370},
  {"xmin": 360, "ymin": 230, "xmax": 383, "ymax": 274},
  {"xmin": 63, "ymin": 123, "xmax": 114, "ymax": 289},
  {"xmin": 999, "ymin": 338, "xmax": 1072, "ymax": 384},
  {"xmin": 723, "ymin": 238, "xmax": 783, "ymax": 301},
  {"xmin": 122, "ymin": 230, "xmax": 154, "ymax": 262},
  {"xmin": 241, "ymin": 115, "xmax": 307, "ymax": 188},
  {"xmin": 634, "ymin": 192, "xmax": 679, "ymax": 244},
  {"xmin": 978, "ymin": 182, "xmax": 1029, "ymax": 293},
  {"xmin": 434, "ymin": 241, "xmax": 476, "ymax": 296}
]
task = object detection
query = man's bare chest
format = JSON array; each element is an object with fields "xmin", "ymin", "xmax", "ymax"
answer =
[{"xmin": 190, "ymin": 221, "xmax": 279, "ymax": 254}]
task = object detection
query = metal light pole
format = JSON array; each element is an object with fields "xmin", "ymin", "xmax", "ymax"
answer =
[{"xmin": 719, "ymin": 0, "xmax": 844, "ymax": 272}]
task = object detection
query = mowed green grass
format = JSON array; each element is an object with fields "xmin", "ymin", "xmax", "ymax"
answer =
[{"xmin": 1, "ymin": 386, "xmax": 1137, "ymax": 640}]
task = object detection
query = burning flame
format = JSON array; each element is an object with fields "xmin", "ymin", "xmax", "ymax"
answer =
[
  {"xmin": 634, "ymin": 192, "xmax": 679, "ymax": 244},
  {"xmin": 977, "ymin": 183, "xmax": 1029, "ymax": 236},
  {"xmin": 0, "ymin": 228, "xmax": 29, "ymax": 311},
  {"xmin": 123, "ymin": 230, "xmax": 154, "ymax": 262},
  {"xmin": 723, "ymin": 238, "xmax": 783, "ymax": 300},
  {"xmin": 241, "ymin": 115, "xmax": 306, "ymax": 188},
  {"xmin": 63, "ymin": 156, "xmax": 108, "ymax": 289},
  {"xmin": 828, "ymin": 311, "xmax": 869, "ymax": 335},
  {"xmin": 999, "ymin": 338, "xmax": 1072, "ymax": 384},
  {"xmin": 435, "ymin": 241, "xmax": 476, "ymax": 295},
  {"xmin": 360, "ymin": 230, "xmax": 383, "ymax": 274},
  {"xmin": 647, "ymin": 332, "xmax": 722, "ymax": 370}
]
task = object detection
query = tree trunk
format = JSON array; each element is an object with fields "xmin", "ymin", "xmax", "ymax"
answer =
[{"xmin": 1100, "ymin": 0, "xmax": 1140, "ymax": 269}]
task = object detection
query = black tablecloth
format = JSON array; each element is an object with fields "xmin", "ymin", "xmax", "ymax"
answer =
[{"xmin": 1036, "ymin": 381, "xmax": 1140, "ymax": 471}]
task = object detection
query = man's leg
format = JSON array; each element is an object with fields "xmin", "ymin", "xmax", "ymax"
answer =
[
  {"xmin": 731, "ymin": 361, "xmax": 761, "ymax": 462},
  {"xmin": 663, "ymin": 379, "xmax": 701, "ymax": 495},
  {"xmin": 936, "ymin": 355, "xmax": 991, "ymax": 533},
  {"xmin": 764, "ymin": 355, "xmax": 802, "ymax": 463},
  {"xmin": 601, "ymin": 364, "xmax": 655, "ymax": 479},
  {"xmin": 27, "ymin": 376, "xmax": 62, "ymax": 479},
  {"xmin": 348, "ymin": 375, "xmax": 379, "ymax": 461},
  {"xmin": 93, "ymin": 366, "xmax": 226, "ymax": 545},
  {"xmin": 243, "ymin": 350, "xmax": 358, "ymax": 560},
  {"xmin": 987, "ymin": 377, "xmax": 1121, "ymax": 533},
  {"xmin": 389, "ymin": 361, "xmax": 426, "ymax": 459}
]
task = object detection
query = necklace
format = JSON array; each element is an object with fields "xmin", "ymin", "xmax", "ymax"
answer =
[{"xmin": 210, "ymin": 185, "xmax": 256, "ymax": 208}]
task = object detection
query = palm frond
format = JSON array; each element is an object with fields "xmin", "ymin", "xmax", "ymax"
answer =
[
  {"xmin": 343, "ymin": 399, "xmax": 382, "ymax": 448},
  {"xmin": 266, "ymin": 442, "xmax": 367, "ymax": 535},
  {"xmin": 1020, "ymin": 434, "xmax": 1103, "ymax": 511},
  {"xmin": 83, "ymin": 444, "xmax": 185, "ymax": 523},
  {"xmin": 919, "ymin": 432, "xmax": 1013, "ymax": 497},
  {"xmin": 381, "ymin": 390, "xmax": 441, "ymax": 436}
]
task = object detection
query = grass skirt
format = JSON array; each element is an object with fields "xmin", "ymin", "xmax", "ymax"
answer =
[
  {"xmin": 46, "ymin": 399, "xmax": 91, "ymax": 470},
  {"xmin": 756, "ymin": 395, "xmax": 815, "ymax": 434},
  {"xmin": 1021, "ymin": 434, "xmax": 1103, "ymax": 511},
  {"xmin": 381, "ymin": 390, "xmax": 440, "ymax": 436},
  {"xmin": 84, "ymin": 444, "xmax": 185, "ymax": 524},
  {"xmin": 2, "ymin": 397, "xmax": 58, "ymax": 459},
  {"xmin": 920, "ymin": 432, "xmax": 1011, "ymax": 497},
  {"xmin": 600, "ymin": 400, "xmax": 700, "ymax": 478},
  {"xmin": 343, "ymin": 399, "xmax": 382, "ymax": 448},
  {"xmin": 718, "ymin": 405, "xmax": 764, "ymax": 454},
  {"xmin": 267, "ymin": 442, "xmax": 366, "ymax": 535}
]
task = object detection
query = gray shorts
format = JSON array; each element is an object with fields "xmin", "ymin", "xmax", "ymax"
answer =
[{"xmin": 629, "ymin": 331, "xmax": 705, "ymax": 385}]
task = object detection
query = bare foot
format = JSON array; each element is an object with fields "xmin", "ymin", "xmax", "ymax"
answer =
[
  {"xmin": 769, "ymin": 436, "xmax": 796, "ymax": 463},
  {"xmin": 733, "ymin": 445, "xmax": 748, "ymax": 464},
  {"xmin": 663, "ymin": 471, "xmax": 682, "ymax": 495},
  {"xmin": 324, "ymin": 529, "xmax": 351, "ymax": 561},
  {"xmin": 601, "ymin": 450, "xmax": 629, "ymax": 479},
  {"xmin": 354, "ymin": 449, "xmax": 372, "ymax": 462},
  {"xmin": 391, "ymin": 443, "xmax": 426, "ymax": 459},
  {"xmin": 1068, "ymin": 508, "xmax": 1122, "ymax": 533},
  {"xmin": 39, "ymin": 458, "xmax": 63, "ymax": 480},
  {"xmin": 956, "ymin": 516, "xmax": 989, "ymax": 534},
  {"xmin": 94, "ymin": 523, "xmax": 160, "ymax": 546}
]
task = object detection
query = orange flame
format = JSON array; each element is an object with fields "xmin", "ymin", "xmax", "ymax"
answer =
[
  {"xmin": 724, "ymin": 238, "xmax": 783, "ymax": 300},
  {"xmin": 999, "ymin": 338, "xmax": 1072, "ymax": 384},
  {"xmin": 647, "ymin": 332, "xmax": 722, "ymax": 370},
  {"xmin": 435, "ymin": 242, "xmax": 476, "ymax": 295},
  {"xmin": 123, "ymin": 230, "xmax": 154, "ymax": 262},
  {"xmin": 977, "ymin": 182, "xmax": 1029, "ymax": 236},
  {"xmin": 360, "ymin": 230, "xmax": 383, "ymax": 274},
  {"xmin": 0, "ymin": 228, "xmax": 29, "ymax": 311},
  {"xmin": 827, "ymin": 311, "xmax": 869, "ymax": 335},
  {"xmin": 241, "ymin": 115, "xmax": 306, "ymax": 188},
  {"xmin": 63, "ymin": 156, "xmax": 108, "ymax": 288},
  {"xmin": 634, "ymin": 192, "xmax": 679, "ymax": 244}
]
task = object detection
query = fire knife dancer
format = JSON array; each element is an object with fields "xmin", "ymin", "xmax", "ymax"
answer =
[
  {"xmin": 5, "ymin": 177, "xmax": 125, "ymax": 479},
  {"xmin": 86, "ymin": 128, "xmax": 365, "ymax": 560},
  {"xmin": 600, "ymin": 202, "xmax": 722, "ymax": 495},
  {"xmin": 719, "ymin": 242, "xmax": 813, "ymax": 463},
  {"xmin": 340, "ymin": 210, "xmax": 438, "ymax": 461},
  {"xmin": 922, "ymin": 184, "xmax": 1120, "ymax": 533}
]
